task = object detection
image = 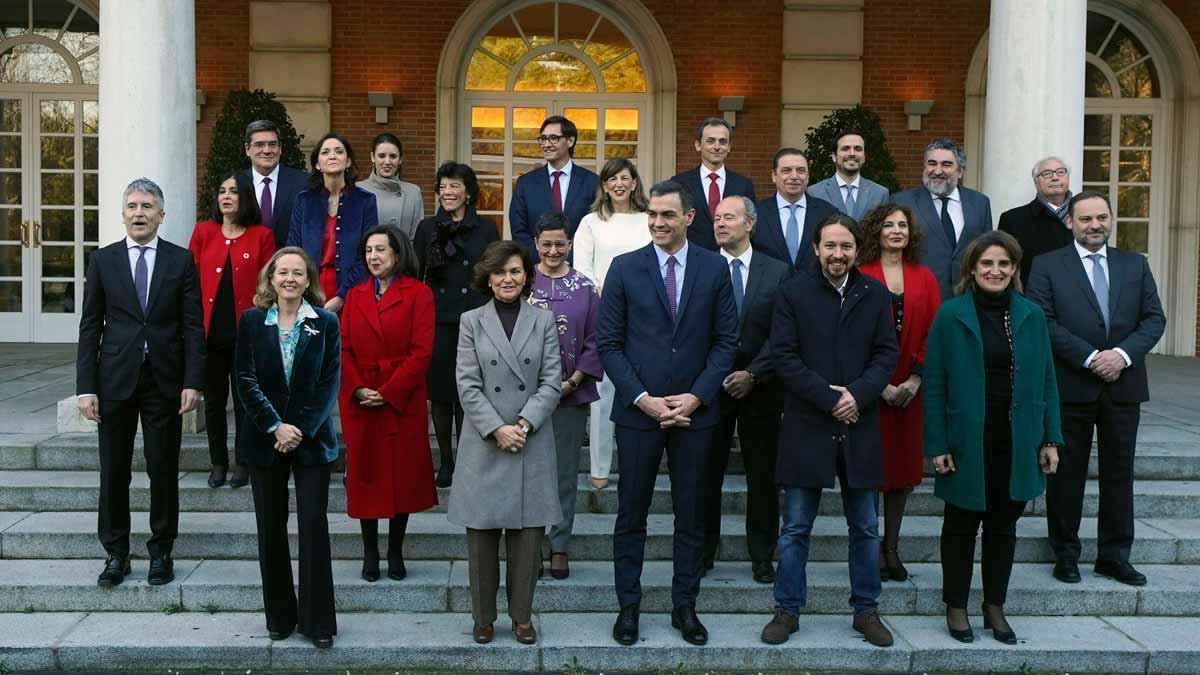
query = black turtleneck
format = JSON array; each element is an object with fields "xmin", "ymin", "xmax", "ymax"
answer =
[
  {"xmin": 973, "ymin": 287, "xmax": 1013, "ymax": 407},
  {"xmin": 494, "ymin": 296, "xmax": 521, "ymax": 340}
]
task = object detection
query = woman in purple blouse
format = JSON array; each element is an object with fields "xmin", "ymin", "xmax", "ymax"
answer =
[{"xmin": 527, "ymin": 212, "xmax": 603, "ymax": 580}]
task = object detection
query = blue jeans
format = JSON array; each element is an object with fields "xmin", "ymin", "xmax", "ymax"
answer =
[{"xmin": 773, "ymin": 484, "xmax": 881, "ymax": 616}]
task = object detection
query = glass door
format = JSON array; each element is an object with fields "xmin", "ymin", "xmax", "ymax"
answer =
[{"xmin": 0, "ymin": 94, "xmax": 32, "ymax": 341}]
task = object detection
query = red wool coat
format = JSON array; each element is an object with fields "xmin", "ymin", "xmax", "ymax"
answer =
[
  {"xmin": 339, "ymin": 275, "xmax": 438, "ymax": 518},
  {"xmin": 187, "ymin": 221, "xmax": 276, "ymax": 334},
  {"xmin": 858, "ymin": 260, "xmax": 940, "ymax": 489}
]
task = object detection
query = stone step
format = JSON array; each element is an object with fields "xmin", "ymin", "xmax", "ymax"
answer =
[
  {"xmin": 2, "ymin": 470, "xmax": 1199, "ymax": 519},
  {"xmin": 0, "ymin": 558, "xmax": 1196, "ymax": 618},
  {"xmin": 2, "ymin": 510, "xmax": 1197, "ymax": 564},
  {"xmin": 0, "ymin": 610, "xmax": 1193, "ymax": 673}
]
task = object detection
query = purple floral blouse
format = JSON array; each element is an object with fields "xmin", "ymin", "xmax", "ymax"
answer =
[{"xmin": 528, "ymin": 268, "xmax": 603, "ymax": 407}]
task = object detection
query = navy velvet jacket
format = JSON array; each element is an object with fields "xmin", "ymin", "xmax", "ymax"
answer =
[{"xmin": 286, "ymin": 185, "xmax": 379, "ymax": 298}]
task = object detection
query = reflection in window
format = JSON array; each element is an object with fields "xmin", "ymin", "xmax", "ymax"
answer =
[
  {"xmin": 514, "ymin": 52, "xmax": 597, "ymax": 93},
  {"xmin": 1085, "ymin": 12, "xmax": 1159, "ymax": 99},
  {"xmin": 0, "ymin": 0, "xmax": 98, "ymax": 85},
  {"xmin": 1084, "ymin": 63, "xmax": 1112, "ymax": 98}
]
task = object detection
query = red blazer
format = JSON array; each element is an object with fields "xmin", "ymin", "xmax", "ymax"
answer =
[
  {"xmin": 339, "ymin": 275, "xmax": 438, "ymax": 518},
  {"xmin": 187, "ymin": 221, "xmax": 275, "ymax": 335},
  {"xmin": 859, "ymin": 260, "xmax": 940, "ymax": 489}
]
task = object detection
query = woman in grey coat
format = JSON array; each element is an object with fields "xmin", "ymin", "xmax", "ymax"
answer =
[
  {"xmin": 357, "ymin": 133, "xmax": 424, "ymax": 240},
  {"xmin": 448, "ymin": 240, "xmax": 562, "ymax": 646}
]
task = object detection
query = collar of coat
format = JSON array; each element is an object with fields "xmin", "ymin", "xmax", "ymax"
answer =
[{"xmin": 945, "ymin": 287, "xmax": 1035, "ymax": 341}]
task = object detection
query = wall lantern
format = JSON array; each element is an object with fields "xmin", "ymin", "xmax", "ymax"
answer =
[
  {"xmin": 904, "ymin": 100, "xmax": 934, "ymax": 131},
  {"xmin": 196, "ymin": 89, "xmax": 207, "ymax": 122},
  {"xmin": 368, "ymin": 92, "xmax": 395, "ymax": 124},
  {"xmin": 718, "ymin": 96, "xmax": 745, "ymax": 128}
]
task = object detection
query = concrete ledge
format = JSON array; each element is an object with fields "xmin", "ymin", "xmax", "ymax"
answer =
[
  {"xmin": 55, "ymin": 611, "xmax": 271, "ymax": 670},
  {"xmin": 0, "ymin": 612, "xmax": 85, "ymax": 670}
]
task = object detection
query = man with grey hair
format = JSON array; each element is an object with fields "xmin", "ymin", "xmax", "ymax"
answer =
[
  {"xmin": 77, "ymin": 177, "xmax": 205, "ymax": 588},
  {"xmin": 243, "ymin": 119, "xmax": 307, "ymax": 248},
  {"xmin": 893, "ymin": 138, "xmax": 994, "ymax": 298},
  {"xmin": 702, "ymin": 195, "xmax": 791, "ymax": 583},
  {"xmin": 999, "ymin": 156, "xmax": 1075, "ymax": 287},
  {"xmin": 671, "ymin": 117, "xmax": 757, "ymax": 252}
]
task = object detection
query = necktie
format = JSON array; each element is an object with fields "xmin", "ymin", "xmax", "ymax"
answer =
[
  {"xmin": 939, "ymin": 196, "xmax": 956, "ymax": 248},
  {"xmin": 730, "ymin": 258, "xmax": 744, "ymax": 315},
  {"xmin": 134, "ymin": 246, "xmax": 149, "ymax": 314},
  {"xmin": 1088, "ymin": 253, "xmax": 1110, "ymax": 332},
  {"xmin": 550, "ymin": 171, "xmax": 564, "ymax": 212},
  {"xmin": 784, "ymin": 204, "xmax": 800, "ymax": 265},
  {"xmin": 665, "ymin": 255, "xmax": 678, "ymax": 321},
  {"xmin": 707, "ymin": 172, "xmax": 720, "ymax": 220},
  {"xmin": 844, "ymin": 184, "xmax": 857, "ymax": 215},
  {"xmin": 260, "ymin": 176, "xmax": 273, "ymax": 226}
]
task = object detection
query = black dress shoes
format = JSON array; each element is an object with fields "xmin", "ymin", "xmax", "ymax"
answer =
[
  {"xmin": 207, "ymin": 465, "xmax": 227, "ymax": 488},
  {"xmin": 228, "ymin": 464, "xmax": 249, "ymax": 489},
  {"xmin": 1053, "ymin": 559, "xmax": 1081, "ymax": 583},
  {"xmin": 97, "ymin": 556, "xmax": 131, "ymax": 587},
  {"xmin": 147, "ymin": 556, "xmax": 174, "ymax": 585},
  {"xmin": 1094, "ymin": 560, "xmax": 1147, "ymax": 586},
  {"xmin": 268, "ymin": 628, "xmax": 293, "ymax": 641},
  {"xmin": 752, "ymin": 560, "xmax": 776, "ymax": 584},
  {"xmin": 361, "ymin": 554, "xmax": 380, "ymax": 582},
  {"xmin": 671, "ymin": 605, "xmax": 708, "ymax": 646},
  {"xmin": 387, "ymin": 557, "xmax": 407, "ymax": 581},
  {"xmin": 612, "ymin": 604, "xmax": 639, "ymax": 645},
  {"xmin": 311, "ymin": 635, "xmax": 334, "ymax": 649}
]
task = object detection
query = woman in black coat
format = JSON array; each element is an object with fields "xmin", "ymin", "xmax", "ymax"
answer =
[
  {"xmin": 412, "ymin": 161, "xmax": 500, "ymax": 488},
  {"xmin": 236, "ymin": 246, "xmax": 341, "ymax": 650}
]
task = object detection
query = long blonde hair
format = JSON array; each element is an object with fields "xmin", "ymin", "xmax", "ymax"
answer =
[
  {"xmin": 590, "ymin": 158, "xmax": 649, "ymax": 221},
  {"xmin": 253, "ymin": 246, "xmax": 327, "ymax": 309}
]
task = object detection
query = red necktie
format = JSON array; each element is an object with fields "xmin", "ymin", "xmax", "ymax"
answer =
[
  {"xmin": 551, "ymin": 171, "xmax": 564, "ymax": 212},
  {"xmin": 707, "ymin": 172, "xmax": 720, "ymax": 220}
]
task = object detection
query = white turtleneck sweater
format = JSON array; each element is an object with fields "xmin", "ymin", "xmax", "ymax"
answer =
[{"xmin": 574, "ymin": 211, "xmax": 651, "ymax": 292}]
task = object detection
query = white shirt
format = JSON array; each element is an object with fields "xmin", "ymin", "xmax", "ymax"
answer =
[
  {"xmin": 547, "ymin": 159, "xmax": 574, "ymax": 204},
  {"xmin": 720, "ymin": 245, "xmax": 752, "ymax": 292},
  {"xmin": 930, "ymin": 187, "xmax": 965, "ymax": 241},
  {"xmin": 1074, "ymin": 241, "xmax": 1131, "ymax": 368},
  {"xmin": 700, "ymin": 164, "xmax": 727, "ymax": 200},
  {"xmin": 836, "ymin": 174, "xmax": 862, "ymax": 206},
  {"xmin": 777, "ymin": 193, "xmax": 807, "ymax": 242},
  {"xmin": 251, "ymin": 164, "xmax": 281, "ymax": 213},
  {"xmin": 574, "ymin": 211, "xmax": 651, "ymax": 292},
  {"xmin": 126, "ymin": 235, "xmax": 159, "ymax": 297}
]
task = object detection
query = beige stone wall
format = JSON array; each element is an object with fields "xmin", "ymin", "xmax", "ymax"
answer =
[
  {"xmin": 248, "ymin": 0, "xmax": 331, "ymax": 151},
  {"xmin": 780, "ymin": 0, "xmax": 864, "ymax": 150}
]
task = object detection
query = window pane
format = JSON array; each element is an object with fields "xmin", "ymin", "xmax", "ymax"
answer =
[
  {"xmin": 476, "ymin": 177, "xmax": 504, "ymax": 212},
  {"xmin": 573, "ymin": 143, "xmax": 596, "ymax": 159},
  {"xmin": 513, "ymin": 108, "xmax": 546, "ymax": 141},
  {"xmin": 1083, "ymin": 114, "xmax": 1111, "ymax": 147},
  {"xmin": 605, "ymin": 144, "xmax": 637, "ymax": 159},
  {"xmin": 563, "ymin": 108, "xmax": 597, "ymax": 141},
  {"xmin": 558, "ymin": 3, "xmax": 599, "ymax": 44},
  {"xmin": 480, "ymin": 35, "xmax": 528, "ymax": 66},
  {"xmin": 78, "ymin": 52, "xmax": 97, "ymax": 85},
  {"xmin": 471, "ymin": 107, "xmax": 504, "ymax": 140},
  {"xmin": 41, "ymin": 208, "xmax": 73, "ymax": 241},
  {"xmin": 1082, "ymin": 150, "xmax": 1110, "ymax": 182},
  {"xmin": 82, "ymin": 137, "xmax": 96, "ymax": 170},
  {"xmin": 41, "ymin": 172, "xmax": 72, "ymax": 205},
  {"xmin": 40, "ymin": 136, "xmax": 74, "ymax": 170},
  {"xmin": 514, "ymin": 52, "xmax": 597, "ymax": 92},
  {"xmin": 605, "ymin": 109, "xmax": 639, "ymax": 142},
  {"xmin": 83, "ymin": 172, "xmax": 96, "ymax": 205},
  {"xmin": 1120, "ymin": 115, "xmax": 1152, "ymax": 147},
  {"xmin": 513, "ymin": 143, "xmax": 542, "ymax": 159},
  {"xmin": 602, "ymin": 52, "xmax": 646, "ymax": 93},
  {"xmin": 1115, "ymin": 221, "xmax": 1148, "ymax": 253},
  {"xmin": 41, "ymin": 280, "xmax": 74, "ymax": 312},
  {"xmin": 0, "ymin": 136, "xmax": 19, "ymax": 168},
  {"xmin": 1117, "ymin": 150, "xmax": 1150, "ymax": 182},
  {"xmin": 1101, "ymin": 25, "xmax": 1148, "ymax": 74},
  {"xmin": 60, "ymin": 5, "xmax": 99, "ymax": 57},
  {"xmin": 0, "ymin": 99, "xmax": 20, "ymax": 131},
  {"xmin": 0, "ymin": 243, "xmax": 20, "ymax": 275},
  {"xmin": 0, "ymin": 44, "xmax": 74, "ymax": 84},
  {"xmin": 82, "ymin": 101, "xmax": 97, "ymax": 133},
  {"xmin": 0, "ymin": 280, "xmax": 19, "ymax": 311},
  {"xmin": 0, "ymin": 0, "xmax": 28, "ymax": 38},
  {"xmin": 83, "ymin": 244, "xmax": 96, "ymax": 270},
  {"xmin": 465, "ymin": 50, "xmax": 507, "ymax": 91},
  {"xmin": 0, "ymin": 207, "xmax": 19, "ymax": 239},
  {"xmin": 83, "ymin": 209, "xmax": 97, "ymax": 241},
  {"xmin": 1118, "ymin": 60, "xmax": 1160, "ymax": 98},
  {"xmin": 1084, "ymin": 62, "xmax": 1112, "ymax": 98},
  {"xmin": 1117, "ymin": 185, "xmax": 1150, "ymax": 219},
  {"xmin": 40, "ymin": 100, "xmax": 75, "ymax": 133},
  {"xmin": 583, "ymin": 19, "xmax": 632, "ymax": 64},
  {"xmin": 1086, "ymin": 12, "xmax": 1116, "ymax": 54},
  {"xmin": 41, "ymin": 243, "xmax": 73, "ymax": 276},
  {"xmin": 513, "ymin": 5, "xmax": 555, "ymax": 49}
]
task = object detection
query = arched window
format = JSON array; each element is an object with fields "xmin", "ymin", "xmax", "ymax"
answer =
[{"xmin": 0, "ymin": 0, "xmax": 98, "ymax": 85}]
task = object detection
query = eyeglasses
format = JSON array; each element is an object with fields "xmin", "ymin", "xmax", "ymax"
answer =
[
  {"xmin": 536, "ymin": 134, "xmax": 565, "ymax": 144},
  {"xmin": 249, "ymin": 141, "xmax": 280, "ymax": 150},
  {"xmin": 1037, "ymin": 168, "xmax": 1069, "ymax": 179}
]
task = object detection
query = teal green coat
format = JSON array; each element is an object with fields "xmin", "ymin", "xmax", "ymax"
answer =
[{"xmin": 923, "ymin": 290, "xmax": 1064, "ymax": 511}]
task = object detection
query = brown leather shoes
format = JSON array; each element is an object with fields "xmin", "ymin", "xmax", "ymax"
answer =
[
  {"xmin": 472, "ymin": 623, "xmax": 493, "ymax": 644},
  {"xmin": 760, "ymin": 609, "xmax": 798, "ymax": 645},
  {"xmin": 853, "ymin": 609, "xmax": 894, "ymax": 647},
  {"xmin": 512, "ymin": 621, "xmax": 537, "ymax": 644}
]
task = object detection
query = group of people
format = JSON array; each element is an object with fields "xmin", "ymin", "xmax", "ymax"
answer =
[{"xmin": 75, "ymin": 115, "xmax": 1166, "ymax": 651}]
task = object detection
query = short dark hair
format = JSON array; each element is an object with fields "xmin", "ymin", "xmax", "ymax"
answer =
[
  {"xmin": 434, "ymin": 161, "xmax": 480, "ymax": 205},
  {"xmin": 1068, "ymin": 190, "xmax": 1113, "ymax": 219},
  {"xmin": 535, "ymin": 211, "xmax": 570, "ymax": 239},
  {"xmin": 773, "ymin": 147, "xmax": 807, "ymax": 170},
  {"xmin": 209, "ymin": 170, "xmax": 263, "ymax": 226},
  {"xmin": 472, "ymin": 240, "xmax": 535, "ymax": 297},
  {"xmin": 924, "ymin": 138, "xmax": 967, "ymax": 171},
  {"xmin": 956, "ymin": 229, "xmax": 1024, "ymax": 296},
  {"xmin": 541, "ymin": 115, "xmax": 578, "ymax": 156},
  {"xmin": 307, "ymin": 132, "xmax": 359, "ymax": 191},
  {"xmin": 858, "ymin": 202, "xmax": 922, "ymax": 265},
  {"xmin": 371, "ymin": 132, "xmax": 403, "ymax": 156},
  {"xmin": 360, "ymin": 224, "xmax": 419, "ymax": 281},
  {"xmin": 695, "ymin": 117, "xmax": 733, "ymax": 142},
  {"xmin": 243, "ymin": 119, "xmax": 279, "ymax": 145},
  {"xmin": 834, "ymin": 129, "xmax": 866, "ymax": 150},
  {"xmin": 813, "ymin": 212, "xmax": 862, "ymax": 249},
  {"xmin": 648, "ymin": 179, "xmax": 694, "ymax": 214}
]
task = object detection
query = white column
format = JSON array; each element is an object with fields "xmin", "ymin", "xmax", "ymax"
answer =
[
  {"xmin": 981, "ymin": 0, "xmax": 1086, "ymax": 219},
  {"xmin": 98, "ymin": 0, "xmax": 197, "ymax": 246}
]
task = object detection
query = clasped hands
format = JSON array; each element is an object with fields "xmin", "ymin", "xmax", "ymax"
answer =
[
  {"xmin": 637, "ymin": 393, "xmax": 701, "ymax": 429},
  {"xmin": 273, "ymin": 423, "xmax": 303, "ymax": 453},
  {"xmin": 1090, "ymin": 349, "xmax": 1126, "ymax": 383},
  {"xmin": 494, "ymin": 419, "xmax": 529, "ymax": 452},
  {"xmin": 882, "ymin": 375, "xmax": 921, "ymax": 408},
  {"xmin": 354, "ymin": 387, "xmax": 386, "ymax": 408},
  {"xmin": 829, "ymin": 385, "xmax": 859, "ymax": 424}
]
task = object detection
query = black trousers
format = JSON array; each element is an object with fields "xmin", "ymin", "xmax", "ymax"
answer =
[
  {"xmin": 614, "ymin": 424, "xmax": 713, "ymax": 610},
  {"xmin": 97, "ymin": 361, "xmax": 181, "ymax": 559},
  {"xmin": 203, "ymin": 341, "xmax": 244, "ymax": 467},
  {"xmin": 940, "ymin": 500, "xmax": 1027, "ymax": 608},
  {"xmin": 249, "ymin": 455, "xmax": 336, "ymax": 637},
  {"xmin": 703, "ymin": 392, "xmax": 781, "ymax": 565},
  {"xmin": 1048, "ymin": 389, "xmax": 1140, "ymax": 563}
]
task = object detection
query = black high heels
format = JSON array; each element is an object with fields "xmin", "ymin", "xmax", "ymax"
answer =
[
  {"xmin": 945, "ymin": 606, "xmax": 973, "ymax": 643},
  {"xmin": 982, "ymin": 603, "xmax": 1017, "ymax": 645}
]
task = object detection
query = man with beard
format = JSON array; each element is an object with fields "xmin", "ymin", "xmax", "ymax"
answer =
[
  {"xmin": 893, "ymin": 138, "xmax": 993, "ymax": 298},
  {"xmin": 807, "ymin": 130, "xmax": 890, "ymax": 220},
  {"xmin": 998, "ymin": 156, "xmax": 1075, "ymax": 288}
]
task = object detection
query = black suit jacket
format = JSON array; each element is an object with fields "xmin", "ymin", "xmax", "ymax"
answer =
[
  {"xmin": 246, "ymin": 166, "xmax": 308, "ymax": 249},
  {"xmin": 719, "ymin": 250, "xmax": 791, "ymax": 413},
  {"xmin": 750, "ymin": 194, "xmax": 839, "ymax": 273},
  {"xmin": 76, "ymin": 238, "xmax": 206, "ymax": 401},
  {"xmin": 1026, "ymin": 244, "xmax": 1166, "ymax": 404},
  {"xmin": 998, "ymin": 197, "xmax": 1074, "ymax": 288},
  {"xmin": 671, "ymin": 166, "xmax": 756, "ymax": 251}
]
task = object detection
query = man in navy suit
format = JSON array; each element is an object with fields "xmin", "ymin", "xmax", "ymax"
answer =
[
  {"xmin": 508, "ymin": 115, "xmax": 599, "ymax": 262},
  {"xmin": 892, "ymin": 138, "xmax": 993, "ymax": 298},
  {"xmin": 1026, "ymin": 191, "xmax": 1166, "ymax": 587},
  {"xmin": 751, "ymin": 148, "xmax": 838, "ymax": 272},
  {"xmin": 243, "ymin": 119, "xmax": 308, "ymax": 249},
  {"xmin": 598, "ymin": 180, "xmax": 739, "ymax": 647},
  {"xmin": 671, "ymin": 117, "xmax": 756, "ymax": 251}
]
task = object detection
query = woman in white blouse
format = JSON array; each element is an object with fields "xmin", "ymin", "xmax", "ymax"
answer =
[{"xmin": 573, "ymin": 158, "xmax": 651, "ymax": 489}]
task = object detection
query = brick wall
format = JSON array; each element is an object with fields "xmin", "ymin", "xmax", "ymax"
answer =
[{"xmin": 194, "ymin": 0, "xmax": 251, "ymax": 186}]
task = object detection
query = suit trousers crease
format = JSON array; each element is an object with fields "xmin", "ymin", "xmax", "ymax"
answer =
[
  {"xmin": 548, "ymin": 405, "xmax": 588, "ymax": 553},
  {"xmin": 250, "ymin": 456, "xmax": 336, "ymax": 637},
  {"xmin": 1047, "ymin": 389, "xmax": 1140, "ymax": 563},
  {"xmin": 466, "ymin": 526, "xmax": 543, "ymax": 626},
  {"xmin": 203, "ymin": 341, "xmax": 244, "ymax": 467},
  {"xmin": 704, "ymin": 398, "xmax": 781, "ymax": 564},
  {"xmin": 97, "ymin": 362, "xmax": 181, "ymax": 559}
]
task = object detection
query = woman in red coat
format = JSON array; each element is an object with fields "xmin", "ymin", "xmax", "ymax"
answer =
[
  {"xmin": 340, "ymin": 224, "xmax": 438, "ymax": 581},
  {"xmin": 188, "ymin": 170, "xmax": 276, "ymax": 489},
  {"xmin": 857, "ymin": 202, "xmax": 940, "ymax": 582}
]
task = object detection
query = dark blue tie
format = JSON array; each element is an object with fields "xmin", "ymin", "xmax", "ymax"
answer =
[
  {"xmin": 730, "ymin": 258, "xmax": 744, "ymax": 315},
  {"xmin": 134, "ymin": 246, "xmax": 149, "ymax": 313}
]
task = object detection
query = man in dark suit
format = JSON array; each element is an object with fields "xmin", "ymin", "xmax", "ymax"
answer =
[
  {"xmin": 750, "ymin": 148, "xmax": 838, "ymax": 272},
  {"xmin": 671, "ymin": 117, "xmax": 756, "ymax": 251},
  {"xmin": 243, "ymin": 119, "xmax": 308, "ymax": 248},
  {"xmin": 598, "ymin": 180, "xmax": 739, "ymax": 647},
  {"xmin": 702, "ymin": 196, "xmax": 790, "ymax": 584},
  {"xmin": 892, "ymin": 138, "xmax": 993, "ymax": 298},
  {"xmin": 1027, "ymin": 191, "xmax": 1166, "ymax": 587},
  {"xmin": 508, "ymin": 115, "xmax": 599, "ymax": 262},
  {"xmin": 76, "ymin": 178, "xmax": 205, "ymax": 588},
  {"xmin": 998, "ymin": 155, "xmax": 1074, "ymax": 287}
]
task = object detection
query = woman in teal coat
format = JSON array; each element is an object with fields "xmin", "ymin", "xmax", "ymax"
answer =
[{"xmin": 923, "ymin": 230, "xmax": 1062, "ymax": 646}]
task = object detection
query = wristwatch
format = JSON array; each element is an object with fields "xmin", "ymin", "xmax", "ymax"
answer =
[{"xmin": 517, "ymin": 420, "xmax": 531, "ymax": 434}]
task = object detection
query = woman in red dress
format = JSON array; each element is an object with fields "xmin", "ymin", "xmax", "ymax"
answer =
[
  {"xmin": 857, "ymin": 202, "xmax": 940, "ymax": 582},
  {"xmin": 339, "ymin": 224, "xmax": 438, "ymax": 581}
]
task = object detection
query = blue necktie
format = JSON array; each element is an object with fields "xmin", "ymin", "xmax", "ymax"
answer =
[
  {"xmin": 785, "ymin": 204, "xmax": 800, "ymax": 264},
  {"xmin": 730, "ymin": 258, "xmax": 744, "ymax": 315},
  {"xmin": 1088, "ymin": 253, "xmax": 1110, "ymax": 332},
  {"xmin": 665, "ymin": 255, "xmax": 678, "ymax": 321},
  {"xmin": 844, "ymin": 184, "xmax": 857, "ymax": 216},
  {"xmin": 134, "ymin": 246, "xmax": 149, "ymax": 314}
]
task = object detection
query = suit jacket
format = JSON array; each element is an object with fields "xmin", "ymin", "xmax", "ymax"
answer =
[
  {"xmin": 807, "ymin": 175, "xmax": 890, "ymax": 221},
  {"xmin": 287, "ymin": 186, "xmax": 379, "ymax": 299},
  {"xmin": 76, "ymin": 238, "xmax": 205, "ymax": 401},
  {"xmin": 597, "ymin": 243, "xmax": 739, "ymax": 431},
  {"xmin": 508, "ymin": 162, "xmax": 599, "ymax": 262},
  {"xmin": 997, "ymin": 197, "xmax": 1075, "ymax": 288},
  {"xmin": 750, "ymin": 194, "xmax": 839, "ymax": 273},
  {"xmin": 892, "ymin": 186, "xmax": 993, "ymax": 299},
  {"xmin": 720, "ymin": 250, "xmax": 791, "ymax": 413},
  {"xmin": 448, "ymin": 300, "xmax": 563, "ymax": 529},
  {"xmin": 246, "ymin": 166, "xmax": 308, "ymax": 249},
  {"xmin": 671, "ymin": 166, "xmax": 756, "ymax": 251},
  {"xmin": 1026, "ymin": 244, "xmax": 1166, "ymax": 404},
  {"xmin": 188, "ymin": 221, "xmax": 276, "ymax": 334},
  {"xmin": 235, "ymin": 305, "xmax": 341, "ymax": 466}
]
